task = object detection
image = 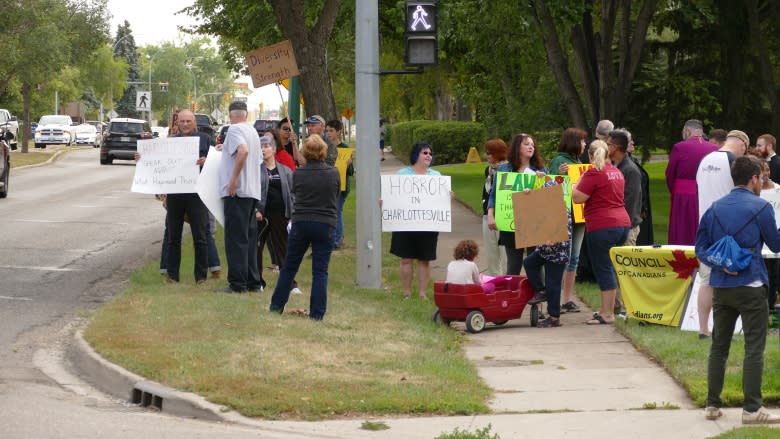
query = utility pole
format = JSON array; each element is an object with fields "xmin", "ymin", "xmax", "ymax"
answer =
[{"xmin": 355, "ymin": 1, "xmax": 382, "ymax": 288}]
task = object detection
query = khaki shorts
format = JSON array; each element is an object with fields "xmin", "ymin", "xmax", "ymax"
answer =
[{"xmin": 697, "ymin": 259, "xmax": 711, "ymax": 284}]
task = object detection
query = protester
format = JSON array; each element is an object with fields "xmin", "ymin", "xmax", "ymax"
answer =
[
  {"xmin": 480, "ymin": 138, "xmax": 508, "ymax": 275},
  {"xmin": 666, "ymin": 119, "xmax": 718, "ymax": 245},
  {"xmin": 548, "ymin": 128, "xmax": 587, "ymax": 313},
  {"xmin": 275, "ymin": 117, "xmax": 301, "ymax": 167},
  {"xmin": 304, "ymin": 115, "xmax": 337, "ymax": 166},
  {"xmin": 255, "ymin": 134, "xmax": 298, "ymax": 293},
  {"xmin": 486, "ymin": 133, "xmax": 546, "ymax": 275},
  {"xmin": 269, "ymin": 135, "xmax": 339, "ymax": 320},
  {"xmin": 217, "ymin": 101, "xmax": 263, "ymax": 293},
  {"xmin": 572, "ymin": 140, "xmax": 630, "ymax": 325},
  {"xmin": 696, "ymin": 155, "xmax": 780, "ymax": 425},
  {"xmin": 390, "ymin": 141, "xmax": 446, "ymax": 299},
  {"xmin": 694, "ymin": 130, "xmax": 749, "ymax": 337},
  {"xmin": 446, "ymin": 239, "xmax": 481, "ymax": 285},
  {"xmin": 326, "ymin": 119, "xmax": 353, "ymax": 250}
]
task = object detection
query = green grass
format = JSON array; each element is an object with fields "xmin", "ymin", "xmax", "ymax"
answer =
[
  {"xmin": 710, "ymin": 427, "xmax": 780, "ymax": 439},
  {"xmin": 434, "ymin": 162, "xmax": 485, "ymax": 214},
  {"xmin": 440, "ymin": 160, "xmax": 780, "ymax": 408},
  {"xmin": 84, "ymin": 191, "xmax": 491, "ymax": 420}
]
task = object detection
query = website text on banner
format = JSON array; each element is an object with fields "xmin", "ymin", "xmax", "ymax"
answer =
[
  {"xmin": 131, "ymin": 137, "xmax": 199, "ymax": 194},
  {"xmin": 609, "ymin": 245, "xmax": 699, "ymax": 327},
  {"xmin": 494, "ymin": 172, "xmax": 571, "ymax": 232},
  {"xmin": 336, "ymin": 147, "xmax": 355, "ymax": 192},
  {"xmin": 381, "ymin": 175, "xmax": 452, "ymax": 232}
]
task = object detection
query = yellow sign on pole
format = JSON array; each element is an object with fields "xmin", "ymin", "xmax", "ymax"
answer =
[{"xmin": 342, "ymin": 108, "xmax": 354, "ymax": 119}]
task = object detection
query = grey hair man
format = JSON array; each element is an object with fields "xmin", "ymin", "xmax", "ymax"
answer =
[
  {"xmin": 217, "ymin": 101, "xmax": 263, "ymax": 293},
  {"xmin": 594, "ymin": 119, "xmax": 614, "ymax": 140}
]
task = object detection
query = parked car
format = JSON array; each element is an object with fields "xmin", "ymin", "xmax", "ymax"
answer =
[
  {"xmin": 253, "ymin": 119, "xmax": 277, "ymax": 136},
  {"xmin": 216, "ymin": 124, "xmax": 230, "ymax": 144},
  {"xmin": 0, "ymin": 137, "xmax": 9, "ymax": 198},
  {"xmin": 194, "ymin": 113, "xmax": 217, "ymax": 142},
  {"xmin": 85, "ymin": 120, "xmax": 107, "ymax": 135},
  {"xmin": 74, "ymin": 123, "xmax": 101, "ymax": 147},
  {"xmin": 100, "ymin": 118, "xmax": 152, "ymax": 165},
  {"xmin": 34, "ymin": 115, "xmax": 74, "ymax": 148}
]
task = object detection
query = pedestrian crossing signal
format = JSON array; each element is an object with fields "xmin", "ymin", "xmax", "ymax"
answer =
[{"xmin": 405, "ymin": 1, "xmax": 437, "ymax": 66}]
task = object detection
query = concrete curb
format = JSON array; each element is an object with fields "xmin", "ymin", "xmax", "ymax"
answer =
[
  {"xmin": 68, "ymin": 329, "xmax": 228, "ymax": 422},
  {"xmin": 13, "ymin": 145, "xmax": 91, "ymax": 170}
]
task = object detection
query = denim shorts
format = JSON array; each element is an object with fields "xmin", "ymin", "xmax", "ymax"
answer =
[{"xmin": 587, "ymin": 227, "xmax": 629, "ymax": 291}]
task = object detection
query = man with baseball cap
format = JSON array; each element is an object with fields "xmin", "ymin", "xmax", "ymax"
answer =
[
  {"xmin": 694, "ymin": 129, "xmax": 749, "ymax": 338},
  {"xmin": 304, "ymin": 115, "xmax": 337, "ymax": 166},
  {"xmin": 217, "ymin": 101, "xmax": 264, "ymax": 293}
]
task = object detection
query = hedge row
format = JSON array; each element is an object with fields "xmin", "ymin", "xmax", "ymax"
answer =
[
  {"xmin": 386, "ymin": 120, "xmax": 487, "ymax": 165},
  {"xmin": 386, "ymin": 120, "xmax": 565, "ymax": 168}
]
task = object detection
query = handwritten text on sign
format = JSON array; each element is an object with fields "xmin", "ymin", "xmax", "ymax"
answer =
[
  {"xmin": 244, "ymin": 40, "xmax": 300, "ymax": 88},
  {"xmin": 494, "ymin": 172, "xmax": 571, "ymax": 232},
  {"xmin": 131, "ymin": 137, "xmax": 199, "ymax": 194},
  {"xmin": 381, "ymin": 175, "xmax": 452, "ymax": 232}
]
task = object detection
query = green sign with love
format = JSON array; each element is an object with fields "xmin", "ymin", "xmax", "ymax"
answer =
[{"xmin": 494, "ymin": 172, "xmax": 571, "ymax": 232}]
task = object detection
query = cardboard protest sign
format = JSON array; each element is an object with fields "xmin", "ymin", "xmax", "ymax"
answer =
[
  {"xmin": 494, "ymin": 172, "xmax": 571, "ymax": 232},
  {"xmin": 568, "ymin": 164, "xmax": 592, "ymax": 223},
  {"xmin": 511, "ymin": 184, "xmax": 569, "ymax": 248},
  {"xmin": 244, "ymin": 40, "xmax": 300, "ymax": 88},
  {"xmin": 196, "ymin": 147, "xmax": 225, "ymax": 226},
  {"xmin": 381, "ymin": 174, "xmax": 452, "ymax": 232},
  {"xmin": 131, "ymin": 137, "xmax": 199, "ymax": 194},
  {"xmin": 335, "ymin": 147, "xmax": 355, "ymax": 192}
]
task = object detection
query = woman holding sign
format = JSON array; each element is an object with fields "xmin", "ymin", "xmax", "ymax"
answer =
[
  {"xmin": 487, "ymin": 133, "xmax": 546, "ymax": 275},
  {"xmin": 549, "ymin": 128, "xmax": 588, "ymax": 313},
  {"xmin": 572, "ymin": 140, "xmax": 630, "ymax": 325},
  {"xmin": 390, "ymin": 141, "xmax": 443, "ymax": 300}
]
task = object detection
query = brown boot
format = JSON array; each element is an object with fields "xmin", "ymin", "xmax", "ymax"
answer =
[{"xmin": 210, "ymin": 270, "xmax": 221, "ymax": 279}]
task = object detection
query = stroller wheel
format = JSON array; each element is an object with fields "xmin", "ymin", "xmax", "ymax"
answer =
[
  {"xmin": 465, "ymin": 310, "xmax": 486, "ymax": 333},
  {"xmin": 530, "ymin": 305, "xmax": 540, "ymax": 327},
  {"xmin": 432, "ymin": 310, "xmax": 451, "ymax": 325}
]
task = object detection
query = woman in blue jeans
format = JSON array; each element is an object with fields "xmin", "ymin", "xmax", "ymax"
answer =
[
  {"xmin": 269, "ymin": 135, "xmax": 340, "ymax": 320},
  {"xmin": 572, "ymin": 140, "xmax": 630, "ymax": 325}
]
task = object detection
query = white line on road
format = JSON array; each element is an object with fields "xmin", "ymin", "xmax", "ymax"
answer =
[
  {"xmin": 0, "ymin": 295, "xmax": 33, "ymax": 301},
  {"xmin": 0, "ymin": 265, "xmax": 78, "ymax": 272}
]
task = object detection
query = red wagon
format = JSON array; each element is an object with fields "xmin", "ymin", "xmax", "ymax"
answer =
[{"xmin": 432, "ymin": 275, "xmax": 540, "ymax": 333}]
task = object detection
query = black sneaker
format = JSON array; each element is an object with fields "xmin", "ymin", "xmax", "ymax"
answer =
[{"xmin": 561, "ymin": 301, "xmax": 580, "ymax": 313}]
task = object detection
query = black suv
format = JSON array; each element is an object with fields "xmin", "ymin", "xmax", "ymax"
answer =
[
  {"xmin": 195, "ymin": 113, "xmax": 217, "ymax": 142},
  {"xmin": 100, "ymin": 118, "xmax": 152, "ymax": 165}
]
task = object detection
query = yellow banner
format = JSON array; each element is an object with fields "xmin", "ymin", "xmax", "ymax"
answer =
[
  {"xmin": 567, "ymin": 164, "xmax": 591, "ymax": 223},
  {"xmin": 610, "ymin": 246, "xmax": 699, "ymax": 327},
  {"xmin": 335, "ymin": 147, "xmax": 354, "ymax": 191}
]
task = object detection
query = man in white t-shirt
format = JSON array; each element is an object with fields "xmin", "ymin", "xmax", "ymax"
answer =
[{"xmin": 694, "ymin": 129, "xmax": 749, "ymax": 338}]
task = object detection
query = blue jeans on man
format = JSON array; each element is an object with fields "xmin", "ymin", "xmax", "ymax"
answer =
[
  {"xmin": 270, "ymin": 221, "xmax": 334, "ymax": 320},
  {"xmin": 223, "ymin": 197, "xmax": 262, "ymax": 292},
  {"xmin": 331, "ymin": 191, "xmax": 348, "ymax": 248},
  {"xmin": 523, "ymin": 251, "xmax": 565, "ymax": 318}
]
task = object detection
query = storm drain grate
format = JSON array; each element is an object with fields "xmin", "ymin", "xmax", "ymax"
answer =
[{"xmin": 132, "ymin": 387, "xmax": 163, "ymax": 411}]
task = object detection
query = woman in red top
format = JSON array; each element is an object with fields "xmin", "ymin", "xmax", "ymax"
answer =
[{"xmin": 572, "ymin": 140, "xmax": 630, "ymax": 325}]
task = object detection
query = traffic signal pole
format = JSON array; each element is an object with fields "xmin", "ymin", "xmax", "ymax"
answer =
[{"xmin": 355, "ymin": 1, "xmax": 382, "ymax": 288}]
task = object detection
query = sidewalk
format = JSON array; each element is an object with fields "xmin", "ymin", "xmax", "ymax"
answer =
[{"xmin": 62, "ymin": 152, "xmax": 765, "ymax": 438}]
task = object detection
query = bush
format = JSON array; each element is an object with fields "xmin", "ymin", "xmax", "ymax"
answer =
[{"xmin": 387, "ymin": 120, "xmax": 487, "ymax": 165}]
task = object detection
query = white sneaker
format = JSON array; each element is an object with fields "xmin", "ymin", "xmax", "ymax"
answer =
[
  {"xmin": 704, "ymin": 406, "xmax": 722, "ymax": 420},
  {"xmin": 742, "ymin": 407, "xmax": 780, "ymax": 424},
  {"xmin": 290, "ymin": 287, "xmax": 303, "ymax": 295}
]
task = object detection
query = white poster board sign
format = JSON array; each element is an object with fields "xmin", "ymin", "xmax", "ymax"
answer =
[
  {"xmin": 131, "ymin": 137, "xmax": 199, "ymax": 194},
  {"xmin": 381, "ymin": 174, "xmax": 451, "ymax": 232},
  {"xmin": 760, "ymin": 186, "xmax": 780, "ymax": 254},
  {"xmin": 196, "ymin": 147, "xmax": 225, "ymax": 226},
  {"xmin": 680, "ymin": 272, "xmax": 743, "ymax": 334}
]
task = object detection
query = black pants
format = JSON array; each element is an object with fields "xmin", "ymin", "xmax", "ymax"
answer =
[
  {"xmin": 165, "ymin": 193, "xmax": 209, "ymax": 282},
  {"xmin": 223, "ymin": 196, "xmax": 262, "ymax": 291}
]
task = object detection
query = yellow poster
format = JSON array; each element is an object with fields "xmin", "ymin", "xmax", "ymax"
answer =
[
  {"xmin": 610, "ymin": 246, "xmax": 699, "ymax": 327},
  {"xmin": 567, "ymin": 164, "xmax": 591, "ymax": 223},
  {"xmin": 335, "ymin": 147, "xmax": 355, "ymax": 191}
]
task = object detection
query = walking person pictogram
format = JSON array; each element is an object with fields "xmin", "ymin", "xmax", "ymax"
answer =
[
  {"xmin": 411, "ymin": 5, "xmax": 431, "ymax": 31},
  {"xmin": 139, "ymin": 93, "xmax": 148, "ymax": 108}
]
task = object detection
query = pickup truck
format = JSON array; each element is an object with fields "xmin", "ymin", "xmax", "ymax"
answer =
[
  {"xmin": 0, "ymin": 109, "xmax": 19, "ymax": 150},
  {"xmin": 34, "ymin": 115, "xmax": 74, "ymax": 148}
]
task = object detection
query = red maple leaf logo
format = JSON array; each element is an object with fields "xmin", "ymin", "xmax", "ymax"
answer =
[{"xmin": 666, "ymin": 250, "xmax": 699, "ymax": 279}]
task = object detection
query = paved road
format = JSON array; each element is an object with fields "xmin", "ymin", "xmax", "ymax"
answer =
[{"xmin": 0, "ymin": 149, "xmax": 293, "ymax": 438}]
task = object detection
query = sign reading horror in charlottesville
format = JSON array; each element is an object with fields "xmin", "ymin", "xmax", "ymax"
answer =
[{"xmin": 381, "ymin": 175, "xmax": 452, "ymax": 232}]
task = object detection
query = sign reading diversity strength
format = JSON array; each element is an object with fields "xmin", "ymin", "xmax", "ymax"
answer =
[
  {"xmin": 494, "ymin": 172, "xmax": 571, "ymax": 232},
  {"xmin": 381, "ymin": 175, "xmax": 452, "ymax": 232},
  {"xmin": 131, "ymin": 137, "xmax": 199, "ymax": 194}
]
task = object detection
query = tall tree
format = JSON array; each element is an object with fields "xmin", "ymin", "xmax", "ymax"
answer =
[
  {"xmin": 114, "ymin": 21, "xmax": 142, "ymax": 119},
  {"xmin": 186, "ymin": 0, "xmax": 342, "ymax": 120},
  {"xmin": 529, "ymin": 0, "xmax": 660, "ymax": 129}
]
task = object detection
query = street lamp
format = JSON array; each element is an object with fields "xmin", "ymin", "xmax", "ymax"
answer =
[{"xmin": 185, "ymin": 63, "xmax": 197, "ymax": 110}]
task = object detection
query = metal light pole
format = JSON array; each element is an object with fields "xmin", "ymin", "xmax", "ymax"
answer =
[{"xmin": 355, "ymin": 1, "xmax": 382, "ymax": 288}]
